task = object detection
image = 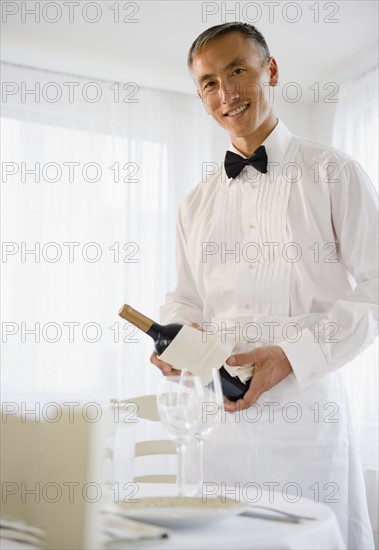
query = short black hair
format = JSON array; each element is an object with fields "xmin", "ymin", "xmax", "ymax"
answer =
[{"xmin": 187, "ymin": 23, "xmax": 271, "ymax": 70}]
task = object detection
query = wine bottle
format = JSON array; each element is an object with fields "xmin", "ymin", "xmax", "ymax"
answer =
[{"xmin": 118, "ymin": 304, "xmax": 250, "ymax": 402}]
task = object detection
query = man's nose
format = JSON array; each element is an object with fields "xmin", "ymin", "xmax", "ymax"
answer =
[{"xmin": 220, "ymin": 80, "xmax": 240, "ymax": 104}]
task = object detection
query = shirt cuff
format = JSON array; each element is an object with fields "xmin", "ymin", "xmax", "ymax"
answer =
[{"xmin": 278, "ymin": 328, "xmax": 329, "ymax": 389}]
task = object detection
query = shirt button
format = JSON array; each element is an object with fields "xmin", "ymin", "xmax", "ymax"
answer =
[
  {"xmin": 249, "ymin": 264, "xmax": 257, "ymax": 270},
  {"xmin": 244, "ymin": 304, "xmax": 250, "ymax": 309},
  {"xmin": 249, "ymin": 224, "xmax": 256, "ymax": 230}
]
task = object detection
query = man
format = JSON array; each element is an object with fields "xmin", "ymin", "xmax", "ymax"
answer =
[{"xmin": 151, "ymin": 23, "xmax": 377, "ymax": 548}]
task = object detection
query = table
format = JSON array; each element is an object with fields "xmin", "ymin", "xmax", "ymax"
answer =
[
  {"xmin": 102, "ymin": 483, "xmax": 346, "ymax": 550},
  {"xmin": 0, "ymin": 482, "xmax": 345, "ymax": 550}
]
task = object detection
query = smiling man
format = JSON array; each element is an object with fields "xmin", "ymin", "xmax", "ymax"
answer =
[
  {"xmin": 193, "ymin": 30, "xmax": 278, "ymax": 156},
  {"xmin": 151, "ymin": 23, "xmax": 377, "ymax": 549}
]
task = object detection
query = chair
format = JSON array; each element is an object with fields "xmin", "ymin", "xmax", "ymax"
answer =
[
  {"xmin": 1, "ymin": 407, "xmax": 104, "ymax": 549},
  {"xmin": 110, "ymin": 394, "xmax": 177, "ymax": 483}
]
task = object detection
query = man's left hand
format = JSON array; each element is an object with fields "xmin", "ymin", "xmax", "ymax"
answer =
[{"xmin": 224, "ymin": 345, "xmax": 292, "ymax": 412}]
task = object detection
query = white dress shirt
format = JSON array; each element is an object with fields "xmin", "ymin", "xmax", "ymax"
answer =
[
  {"xmin": 160, "ymin": 120, "xmax": 377, "ymax": 549},
  {"xmin": 161, "ymin": 120, "xmax": 378, "ymax": 388}
]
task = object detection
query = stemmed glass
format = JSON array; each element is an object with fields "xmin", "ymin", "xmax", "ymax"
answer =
[
  {"xmin": 194, "ymin": 368, "xmax": 224, "ymax": 495},
  {"xmin": 157, "ymin": 371, "xmax": 204, "ymax": 496}
]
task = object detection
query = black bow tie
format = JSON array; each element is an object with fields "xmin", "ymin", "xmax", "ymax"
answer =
[{"xmin": 224, "ymin": 145, "xmax": 268, "ymax": 179}]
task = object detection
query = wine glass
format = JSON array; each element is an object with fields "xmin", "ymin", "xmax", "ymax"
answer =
[
  {"xmin": 157, "ymin": 371, "xmax": 204, "ymax": 496},
  {"xmin": 194, "ymin": 368, "xmax": 224, "ymax": 495}
]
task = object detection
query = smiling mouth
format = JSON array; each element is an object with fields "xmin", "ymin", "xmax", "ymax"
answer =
[{"xmin": 224, "ymin": 103, "xmax": 250, "ymax": 117}]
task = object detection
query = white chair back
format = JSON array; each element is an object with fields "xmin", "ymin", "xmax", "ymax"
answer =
[
  {"xmin": 1, "ymin": 408, "xmax": 104, "ymax": 549},
  {"xmin": 110, "ymin": 394, "xmax": 177, "ymax": 483}
]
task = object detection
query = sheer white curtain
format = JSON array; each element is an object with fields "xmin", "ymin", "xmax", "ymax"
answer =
[
  {"xmin": 1, "ymin": 61, "xmax": 213, "ymax": 405},
  {"xmin": 332, "ymin": 66, "xmax": 378, "ymax": 543}
]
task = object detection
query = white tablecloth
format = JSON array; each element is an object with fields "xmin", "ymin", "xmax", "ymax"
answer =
[
  {"xmin": 104, "ymin": 483, "xmax": 345, "ymax": 550},
  {"xmin": 0, "ymin": 483, "xmax": 345, "ymax": 550}
]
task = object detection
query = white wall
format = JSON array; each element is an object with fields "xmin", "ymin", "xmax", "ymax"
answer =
[
  {"xmin": 308, "ymin": 102, "xmax": 337, "ymax": 145},
  {"xmin": 277, "ymin": 100, "xmax": 337, "ymax": 145}
]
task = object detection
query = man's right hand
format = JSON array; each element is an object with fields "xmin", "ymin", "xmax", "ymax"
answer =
[
  {"xmin": 150, "ymin": 352, "xmax": 181, "ymax": 376},
  {"xmin": 149, "ymin": 322, "xmax": 202, "ymax": 377}
]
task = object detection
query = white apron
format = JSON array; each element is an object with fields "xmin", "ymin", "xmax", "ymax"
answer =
[{"xmin": 203, "ymin": 370, "xmax": 374, "ymax": 549}]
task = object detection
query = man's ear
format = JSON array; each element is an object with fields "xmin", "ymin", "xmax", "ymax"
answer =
[
  {"xmin": 268, "ymin": 58, "xmax": 279, "ymax": 86},
  {"xmin": 268, "ymin": 57, "xmax": 279, "ymax": 86}
]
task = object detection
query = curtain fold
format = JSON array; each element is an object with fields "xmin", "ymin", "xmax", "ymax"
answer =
[{"xmin": 332, "ymin": 65, "xmax": 378, "ymax": 545}]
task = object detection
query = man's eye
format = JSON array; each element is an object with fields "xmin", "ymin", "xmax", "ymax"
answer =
[
  {"xmin": 233, "ymin": 68, "xmax": 245, "ymax": 75},
  {"xmin": 204, "ymin": 81, "xmax": 216, "ymax": 90}
]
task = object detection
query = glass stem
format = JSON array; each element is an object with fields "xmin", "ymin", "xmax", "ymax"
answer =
[
  {"xmin": 177, "ymin": 441, "xmax": 187, "ymax": 496},
  {"xmin": 196, "ymin": 435, "xmax": 204, "ymax": 495}
]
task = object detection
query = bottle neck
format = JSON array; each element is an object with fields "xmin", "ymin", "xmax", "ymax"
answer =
[{"xmin": 118, "ymin": 304, "xmax": 161, "ymax": 339}]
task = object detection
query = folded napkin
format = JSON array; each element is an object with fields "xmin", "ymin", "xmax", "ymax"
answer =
[
  {"xmin": 0, "ymin": 512, "xmax": 168, "ymax": 549},
  {"xmin": 0, "ymin": 517, "xmax": 45, "ymax": 547},
  {"xmin": 102, "ymin": 504, "xmax": 170, "ymax": 546},
  {"xmin": 158, "ymin": 325, "xmax": 236, "ymax": 385},
  {"xmin": 224, "ymin": 360, "xmax": 254, "ymax": 383}
]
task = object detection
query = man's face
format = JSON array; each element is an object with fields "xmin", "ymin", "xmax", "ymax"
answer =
[{"xmin": 191, "ymin": 32, "xmax": 278, "ymax": 142}]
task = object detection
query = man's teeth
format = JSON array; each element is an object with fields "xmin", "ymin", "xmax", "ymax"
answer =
[{"xmin": 228, "ymin": 104, "xmax": 248, "ymax": 116}]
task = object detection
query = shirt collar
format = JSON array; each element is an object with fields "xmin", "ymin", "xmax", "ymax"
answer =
[{"xmin": 226, "ymin": 120, "xmax": 293, "ymax": 185}]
